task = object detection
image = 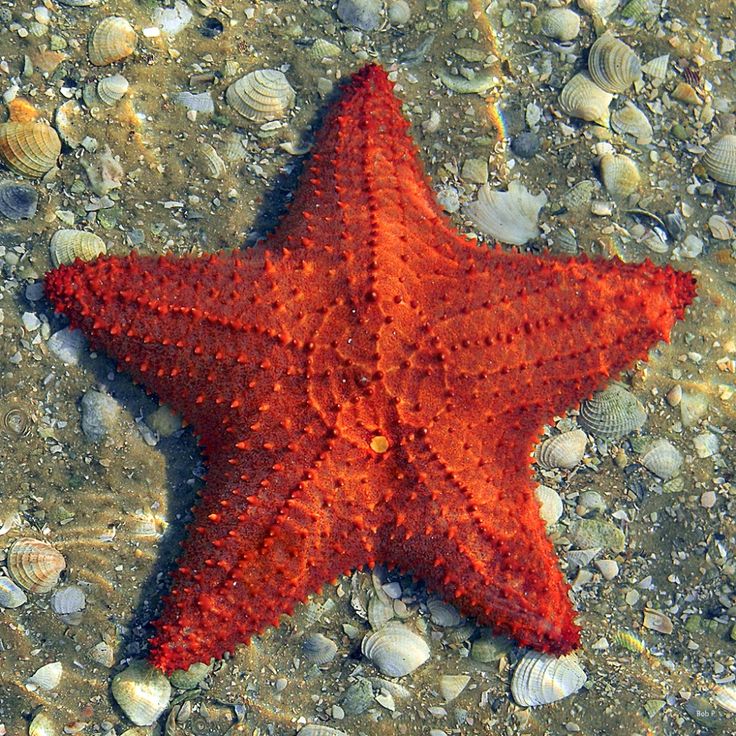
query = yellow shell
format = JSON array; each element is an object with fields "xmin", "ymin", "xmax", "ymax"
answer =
[
  {"xmin": 50, "ymin": 228, "xmax": 107, "ymax": 267},
  {"xmin": 599, "ymin": 152, "xmax": 641, "ymax": 198},
  {"xmin": 702, "ymin": 133, "xmax": 736, "ymax": 186},
  {"xmin": 88, "ymin": 16, "xmax": 137, "ymax": 66},
  {"xmin": 226, "ymin": 69, "xmax": 296, "ymax": 123},
  {"xmin": 559, "ymin": 72, "xmax": 613, "ymax": 127},
  {"xmin": 7, "ymin": 97, "xmax": 41, "ymax": 123},
  {"xmin": 7, "ymin": 537, "xmax": 66, "ymax": 593},
  {"xmin": 0, "ymin": 120, "xmax": 61, "ymax": 178},
  {"xmin": 588, "ymin": 33, "xmax": 642, "ymax": 93}
]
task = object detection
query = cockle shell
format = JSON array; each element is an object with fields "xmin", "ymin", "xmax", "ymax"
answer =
[
  {"xmin": 588, "ymin": 33, "xmax": 642, "ymax": 93},
  {"xmin": 302, "ymin": 633, "xmax": 338, "ymax": 664},
  {"xmin": 361, "ymin": 622, "xmax": 430, "ymax": 677},
  {"xmin": 111, "ymin": 660, "xmax": 172, "ymax": 726},
  {"xmin": 599, "ymin": 153, "xmax": 641, "ymax": 198},
  {"xmin": 578, "ymin": 384, "xmax": 647, "ymax": 439},
  {"xmin": 50, "ymin": 229, "xmax": 107, "ymax": 267},
  {"xmin": 559, "ymin": 72, "xmax": 613, "ymax": 127},
  {"xmin": 88, "ymin": 16, "xmax": 137, "ymax": 66},
  {"xmin": 427, "ymin": 598, "xmax": 462, "ymax": 627},
  {"xmin": 226, "ymin": 69, "xmax": 296, "ymax": 123},
  {"xmin": 7, "ymin": 537, "xmax": 66, "ymax": 593},
  {"xmin": 702, "ymin": 134, "xmax": 736, "ymax": 187},
  {"xmin": 611, "ymin": 101, "xmax": 653, "ymax": 144},
  {"xmin": 0, "ymin": 180, "xmax": 38, "ymax": 219},
  {"xmin": 26, "ymin": 662, "xmax": 63, "ymax": 691},
  {"xmin": 0, "ymin": 121, "xmax": 61, "ymax": 178},
  {"xmin": 540, "ymin": 8, "xmax": 581, "ymax": 41},
  {"xmin": 97, "ymin": 74, "xmax": 129, "ymax": 106},
  {"xmin": 537, "ymin": 429, "xmax": 587, "ymax": 469},
  {"xmin": 639, "ymin": 438, "xmax": 683, "ymax": 479},
  {"xmin": 510, "ymin": 651, "xmax": 587, "ymax": 707}
]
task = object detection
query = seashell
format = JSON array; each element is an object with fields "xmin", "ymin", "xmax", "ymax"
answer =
[
  {"xmin": 0, "ymin": 121, "xmax": 61, "ymax": 178},
  {"xmin": 48, "ymin": 327, "xmax": 87, "ymax": 366},
  {"xmin": 537, "ymin": 429, "xmax": 587, "ymax": 469},
  {"xmin": 0, "ymin": 575, "xmax": 28, "ymax": 608},
  {"xmin": 428, "ymin": 598, "xmax": 462, "ymax": 627},
  {"xmin": 168, "ymin": 661, "xmax": 212, "ymax": 689},
  {"xmin": 642, "ymin": 607, "xmax": 673, "ymax": 634},
  {"xmin": 51, "ymin": 584, "xmax": 86, "ymax": 624},
  {"xmin": 611, "ymin": 101, "xmax": 653, "ymax": 144},
  {"xmin": 226, "ymin": 69, "xmax": 296, "ymax": 123},
  {"xmin": 298, "ymin": 726, "xmax": 348, "ymax": 736},
  {"xmin": 26, "ymin": 662, "xmax": 63, "ymax": 691},
  {"xmin": 620, "ymin": 0, "xmax": 660, "ymax": 23},
  {"xmin": 111, "ymin": 660, "xmax": 172, "ymax": 726},
  {"xmin": 540, "ymin": 8, "xmax": 581, "ymax": 42},
  {"xmin": 713, "ymin": 684, "xmax": 736, "ymax": 714},
  {"xmin": 579, "ymin": 384, "xmax": 647, "ymax": 439},
  {"xmin": 54, "ymin": 99, "xmax": 86, "ymax": 150},
  {"xmin": 173, "ymin": 91, "xmax": 215, "ymax": 114},
  {"xmin": 640, "ymin": 53, "xmax": 669, "ymax": 79},
  {"xmin": 439, "ymin": 673, "xmax": 471, "ymax": 702},
  {"xmin": 196, "ymin": 143, "xmax": 226, "ymax": 179},
  {"xmin": 640, "ymin": 438, "xmax": 683, "ymax": 479},
  {"xmin": 510, "ymin": 651, "xmax": 587, "ymax": 707},
  {"xmin": 97, "ymin": 74, "xmax": 129, "ymax": 106},
  {"xmin": 302, "ymin": 633, "xmax": 338, "ymax": 664},
  {"xmin": 7, "ymin": 537, "xmax": 66, "ymax": 593},
  {"xmin": 599, "ymin": 153, "xmax": 640, "ymax": 198},
  {"xmin": 702, "ymin": 134, "xmax": 736, "ymax": 187},
  {"xmin": 88, "ymin": 16, "xmax": 137, "ymax": 66},
  {"xmin": 153, "ymin": 0, "xmax": 193, "ymax": 35},
  {"xmin": 0, "ymin": 179, "xmax": 38, "ymax": 219},
  {"xmin": 88, "ymin": 640, "xmax": 116, "ymax": 668},
  {"xmin": 28, "ymin": 711, "xmax": 58, "ymax": 736},
  {"xmin": 310, "ymin": 38, "xmax": 342, "ymax": 60},
  {"xmin": 361, "ymin": 622, "xmax": 430, "ymax": 677},
  {"xmin": 50, "ymin": 229, "xmax": 107, "ymax": 267},
  {"xmin": 577, "ymin": 0, "xmax": 620, "ymax": 18},
  {"xmin": 588, "ymin": 33, "xmax": 642, "ymax": 93},
  {"xmin": 535, "ymin": 484, "xmax": 563, "ymax": 526},
  {"xmin": 559, "ymin": 72, "xmax": 613, "ymax": 127},
  {"xmin": 367, "ymin": 590, "xmax": 394, "ymax": 629},
  {"xmin": 465, "ymin": 180, "xmax": 547, "ymax": 246}
]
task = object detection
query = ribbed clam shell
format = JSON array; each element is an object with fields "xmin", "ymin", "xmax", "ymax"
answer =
[
  {"xmin": 367, "ymin": 590, "xmax": 394, "ymax": 629},
  {"xmin": 611, "ymin": 101, "xmax": 653, "ymax": 144},
  {"xmin": 28, "ymin": 711, "xmax": 58, "ymax": 736},
  {"xmin": 197, "ymin": 143, "xmax": 226, "ymax": 179},
  {"xmin": 51, "ymin": 584, "xmax": 86, "ymax": 615},
  {"xmin": 361, "ymin": 622, "xmax": 430, "ymax": 677},
  {"xmin": 298, "ymin": 726, "xmax": 348, "ymax": 736},
  {"xmin": 88, "ymin": 16, "xmax": 137, "ymax": 66},
  {"xmin": 559, "ymin": 72, "xmax": 613, "ymax": 127},
  {"xmin": 0, "ymin": 121, "xmax": 61, "ymax": 178},
  {"xmin": 599, "ymin": 153, "xmax": 640, "ymax": 198},
  {"xmin": 537, "ymin": 429, "xmax": 587, "ymax": 469},
  {"xmin": 702, "ymin": 134, "xmax": 736, "ymax": 187},
  {"xmin": 226, "ymin": 69, "xmax": 296, "ymax": 123},
  {"xmin": 535, "ymin": 484, "xmax": 563, "ymax": 526},
  {"xmin": 0, "ymin": 180, "xmax": 38, "ymax": 219},
  {"xmin": 510, "ymin": 652, "xmax": 587, "ymax": 707},
  {"xmin": 26, "ymin": 662, "xmax": 63, "ymax": 691},
  {"xmin": 578, "ymin": 0, "xmax": 620, "ymax": 18},
  {"xmin": 97, "ymin": 74, "xmax": 129, "ymax": 105},
  {"xmin": 302, "ymin": 633, "xmax": 338, "ymax": 664},
  {"xmin": 0, "ymin": 575, "xmax": 28, "ymax": 608},
  {"xmin": 439, "ymin": 674, "xmax": 471, "ymax": 702},
  {"xmin": 427, "ymin": 598, "xmax": 462, "ymax": 627},
  {"xmin": 588, "ymin": 33, "xmax": 642, "ymax": 93},
  {"xmin": 640, "ymin": 438, "xmax": 683, "ymax": 479},
  {"xmin": 540, "ymin": 8, "xmax": 580, "ymax": 41},
  {"xmin": 50, "ymin": 229, "xmax": 107, "ymax": 267},
  {"xmin": 7, "ymin": 537, "xmax": 66, "ymax": 593},
  {"xmin": 579, "ymin": 384, "xmax": 647, "ymax": 439},
  {"xmin": 111, "ymin": 660, "xmax": 172, "ymax": 726},
  {"xmin": 713, "ymin": 684, "xmax": 736, "ymax": 714}
]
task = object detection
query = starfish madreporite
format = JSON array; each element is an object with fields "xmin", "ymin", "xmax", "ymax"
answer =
[{"xmin": 45, "ymin": 64, "xmax": 696, "ymax": 674}]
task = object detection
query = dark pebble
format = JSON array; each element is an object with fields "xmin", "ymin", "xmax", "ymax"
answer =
[{"xmin": 510, "ymin": 131, "xmax": 540, "ymax": 159}]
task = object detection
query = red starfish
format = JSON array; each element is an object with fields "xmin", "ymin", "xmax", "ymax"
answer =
[{"xmin": 45, "ymin": 64, "xmax": 695, "ymax": 674}]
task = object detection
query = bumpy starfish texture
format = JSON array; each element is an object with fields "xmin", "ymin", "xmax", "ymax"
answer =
[{"xmin": 45, "ymin": 64, "xmax": 696, "ymax": 674}]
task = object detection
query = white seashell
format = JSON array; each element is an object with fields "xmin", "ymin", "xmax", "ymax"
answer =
[
  {"xmin": 640, "ymin": 438, "xmax": 683, "ymax": 480},
  {"xmin": 89, "ymin": 640, "xmax": 116, "ymax": 668},
  {"xmin": 7, "ymin": 537, "xmax": 66, "ymax": 593},
  {"xmin": 152, "ymin": 0, "xmax": 193, "ymax": 35},
  {"xmin": 55, "ymin": 99, "xmax": 87, "ymax": 149},
  {"xmin": 361, "ymin": 622, "xmax": 430, "ymax": 677},
  {"xmin": 196, "ymin": 143, "xmax": 226, "ymax": 179},
  {"xmin": 537, "ymin": 429, "xmax": 587, "ymax": 469},
  {"xmin": 0, "ymin": 575, "xmax": 28, "ymax": 608},
  {"xmin": 226, "ymin": 69, "xmax": 296, "ymax": 123},
  {"xmin": 579, "ymin": 384, "xmax": 647, "ymax": 439},
  {"xmin": 465, "ymin": 180, "xmax": 547, "ymax": 246},
  {"xmin": 439, "ymin": 674, "xmax": 471, "ymax": 702},
  {"xmin": 28, "ymin": 711, "xmax": 57, "ymax": 736},
  {"xmin": 88, "ymin": 16, "xmax": 137, "ymax": 66},
  {"xmin": 427, "ymin": 598, "xmax": 462, "ymax": 627},
  {"xmin": 26, "ymin": 662, "xmax": 63, "ymax": 691},
  {"xmin": 47, "ymin": 327, "xmax": 87, "ymax": 366},
  {"xmin": 577, "ymin": 0, "xmax": 620, "ymax": 18},
  {"xmin": 173, "ymin": 91, "xmax": 215, "ymax": 113},
  {"xmin": 559, "ymin": 72, "xmax": 613, "ymax": 127},
  {"xmin": 50, "ymin": 229, "xmax": 107, "ymax": 267},
  {"xmin": 511, "ymin": 651, "xmax": 587, "ymax": 707},
  {"xmin": 642, "ymin": 607, "xmax": 673, "ymax": 634},
  {"xmin": 713, "ymin": 684, "xmax": 736, "ymax": 714},
  {"xmin": 302, "ymin": 633, "xmax": 338, "ymax": 664},
  {"xmin": 540, "ymin": 8, "xmax": 581, "ymax": 42},
  {"xmin": 611, "ymin": 101, "xmax": 653, "ymax": 144},
  {"xmin": 535, "ymin": 485, "xmax": 563, "ymax": 527},
  {"xmin": 298, "ymin": 726, "xmax": 348, "ymax": 736},
  {"xmin": 641, "ymin": 54, "xmax": 669, "ymax": 79},
  {"xmin": 599, "ymin": 153, "xmax": 641, "ymax": 198},
  {"xmin": 588, "ymin": 33, "xmax": 642, "ymax": 93},
  {"xmin": 702, "ymin": 134, "xmax": 736, "ymax": 187},
  {"xmin": 51, "ymin": 584, "xmax": 86, "ymax": 624},
  {"xmin": 111, "ymin": 660, "xmax": 172, "ymax": 726},
  {"xmin": 97, "ymin": 74, "xmax": 129, "ymax": 106},
  {"xmin": 367, "ymin": 590, "xmax": 395, "ymax": 630}
]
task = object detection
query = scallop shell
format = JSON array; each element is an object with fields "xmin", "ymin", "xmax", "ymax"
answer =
[
  {"xmin": 0, "ymin": 121, "xmax": 61, "ymax": 178},
  {"xmin": 599, "ymin": 153, "xmax": 641, "ymax": 198},
  {"xmin": 559, "ymin": 72, "xmax": 613, "ymax": 127},
  {"xmin": 578, "ymin": 384, "xmax": 647, "ymax": 439},
  {"xmin": 97, "ymin": 74, "xmax": 129, "ymax": 105},
  {"xmin": 51, "ymin": 584, "xmax": 86, "ymax": 624},
  {"xmin": 88, "ymin": 16, "xmax": 137, "ymax": 66},
  {"xmin": 26, "ymin": 662, "xmax": 63, "ymax": 691},
  {"xmin": 510, "ymin": 651, "xmax": 587, "ymax": 707},
  {"xmin": 0, "ymin": 575, "xmax": 28, "ymax": 608},
  {"xmin": 226, "ymin": 69, "xmax": 296, "ymax": 123},
  {"xmin": 298, "ymin": 726, "xmax": 348, "ymax": 736},
  {"xmin": 540, "ymin": 8, "xmax": 581, "ymax": 42},
  {"xmin": 361, "ymin": 622, "xmax": 430, "ymax": 677},
  {"xmin": 639, "ymin": 438, "xmax": 683, "ymax": 479},
  {"xmin": 111, "ymin": 660, "xmax": 172, "ymax": 727},
  {"xmin": 50, "ymin": 229, "xmax": 107, "ymax": 267},
  {"xmin": 7, "ymin": 537, "xmax": 66, "ymax": 593},
  {"xmin": 537, "ymin": 429, "xmax": 587, "ymax": 469},
  {"xmin": 713, "ymin": 684, "xmax": 736, "ymax": 714},
  {"xmin": 702, "ymin": 134, "xmax": 736, "ymax": 187},
  {"xmin": 0, "ymin": 180, "xmax": 38, "ymax": 219},
  {"xmin": 611, "ymin": 101, "xmax": 653, "ymax": 144},
  {"xmin": 588, "ymin": 33, "xmax": 642, "ymax": 93},
  {"xmin": 302, "ymin": 633, "xmax": 338, "ymax": 664}
]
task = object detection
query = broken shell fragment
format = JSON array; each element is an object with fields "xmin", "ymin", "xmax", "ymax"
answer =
[
  {"xmin": 537, "ymin": 429, "xmax": 587, "ymax": 469},
  {"xmin": 50, "ymin": 229, "xmax": 107, "ymax": 267},
  {"xmin": 0, "ymin": 121, "xmax": 61, "ymax": 178},
  {"xmin": 0, "ymin": 180, "xmax": 38, "ymax": 219},
  {"xmin": 713, "ymin": 684, "xmax": 736, "ymax": 714},
  {"xmin": 298, "ymin": 726, "xmax": 348, "ymax": 736},
  {"xmin": 88, "ymin": 16, "xmax": 137, "ymax": 66},
  {"xmin": 578, "ymin": 384, "xmax": 647, "ymax": 439},
  {"xmin": 559, "ymin": 72, "xmax": 613, "ymax": 127},
  {"xmin": 439, "ymin": 674, "xmax": 471, "ymax": 702},
  {"xmin": 361, "ymin": 622, "xmax": 430, "ymax": 677},
  {"xmin": 588, "ymin": 33, "xmax": 642, "ymax": 93},
  {"xmin": 97, "ymin": 74, "xmax": 129, "ymax": 106},
  {"xmin": 7, "ymin": 537, "xmax": 66, "ymax": 593},
  {"xmin": 702, "ymin": 133, "xmax": 736, "ymax": 187},
  {"xmin": 642, "ymin": 607, "xmax": 673, "ymax": 634},
  {"xmin": 639, "ymin": 438, "xmax": 683, "ymax": 480},
  {"xmin": 26, "ymin": 662, "xmax": 63, "ymax": 691},
  {"xmin": 226, "ymin": 69, "xmax": 296, "ymax": 123},
  {"xmin": 599, "ymin": 153, "xmax": 641, "ymax": 198},
  {"xmin": 111, "ymin": 660, "xmax": 172, "ymax": 726},
  {"xmin": 51, "ymin": 584, "xmax": 86, "ymax": 624},
  {"xmin": 611, "ymin": 101, "xmax": 653, "ymax": 144},
  {"xmin": 511, "ymin": 651, "xmax": 587, "ymax": 707}
]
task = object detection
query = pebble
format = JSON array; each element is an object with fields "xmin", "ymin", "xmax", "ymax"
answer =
[
  {"xmin": 337, "ymin": 0, "xmax": 382, "ymax": 31},
  {"xmin": 81, "ymin": 389, "xmax": 122, "ymax": 442},
  {"xmin": 681, "ymin": 234, "xmax": 703, "ymax": 258},
  {"xmin": 693, "ymin": 432, "xmax": 718, "ymax": 458},
  {"xmin": 510, "ymin": 131, "xmax": 541, "ymax": 158},
  {"xmin": 578, "ymin": 490, "xmax": 606, "ymax": 514},
  {"xmin": 570, "ymin": 519, "xmax": 625, "ymax": 553},
  {"xmin": 436, "ymin": 187, "xmax": 460, "ymax": 213},
  {"xmin": 388, "ymin": 0, "xmax": 411, "ymax": 25},
  {"xmin": 595, "ymin": 559, "xmax": 619, "ymax": 580},
  {"xmin": 700, "ymin": 490, "xmax": 717, "ymax": 509},
  {"xmin": 461, "ymin": 157, "xmax": 489, "ymax": 184},
  {"xmin": 22, "ymin": 312, "xmax": 41, "ymax": 332},
  {"xmin": 48, "ymin": 327, "xmax": 87, "ymax": 366}
]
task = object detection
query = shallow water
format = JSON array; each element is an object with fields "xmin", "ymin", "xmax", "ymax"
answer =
[{"xmin": 0, "ymin": 1, "xmax": 735, "ymax": 735}]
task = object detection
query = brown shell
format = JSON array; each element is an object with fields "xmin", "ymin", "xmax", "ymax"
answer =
[
  {"xmin": 7, "ymin": 537, "xmax": 66, "ymax": 593},
  {"xmin": 88, "ymin": 16, "xmax": 137, "ymax": 67},
  {"xmin": 0, "ymin": 121, "xmax": 61, "ymax": 178}
]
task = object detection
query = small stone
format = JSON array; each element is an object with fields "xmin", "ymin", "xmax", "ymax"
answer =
[
  {"xmin": 644, "ymin": 699, "xmax": 666, "ymax": 718},
  {"xmin": 80, "ymin": 389, "xmax": 122, "ymax": 442},
  {"xmin": 387, "ymin": 0, "xmax": 411, "ymax": 25},
  {"xmin": 570, "ymin": 519, "xmax": 625, "ymax": 553},
  {"xmin": 436, "ymin": 187, "xmax": 460, "ymax": 213},
  {"xmin": 461, "ymin": 157, "xmax": 489, "ymax": 185},
  {"xmin": 680, "ymin": 234, "xmax": 703, "ymax": 258},
  {"xmin": 625, "ymin": 589, "xmax": 640, "ymax": 606},
  {"xmin": 666, "ymin": 384, "xmax": 682, "ymax": 407},
  {"xmin": 337, "ymin": 0, "xmax": 382, "ymax": 31},
  {"xmin": 146, "ymin": 405, "xmax": 182, "ymax": 438},
  {"xmin": 680, "ymin": 390, "xmax": 708, "ymax": 427},
  {"xmin": 595, "ymin": 559, "xmax": 619, "ymax": 580},
  {"xmin": 693, "ymin": 432, "xmax": 718, "ymax": 458},
  {"xmin": 700, "ymin": 490, "xmax": 716, "ymax": 509},
  {"xmin": 578, "ymin": 490, "xmax": 606, "ymax": 514},
  {"xmin": 510, "ymin": 131, "xmax": 540, "ymax": 159},
  {"xmin": 22, "ymin": 312, "xmax": 41, "ymax": 331}
]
